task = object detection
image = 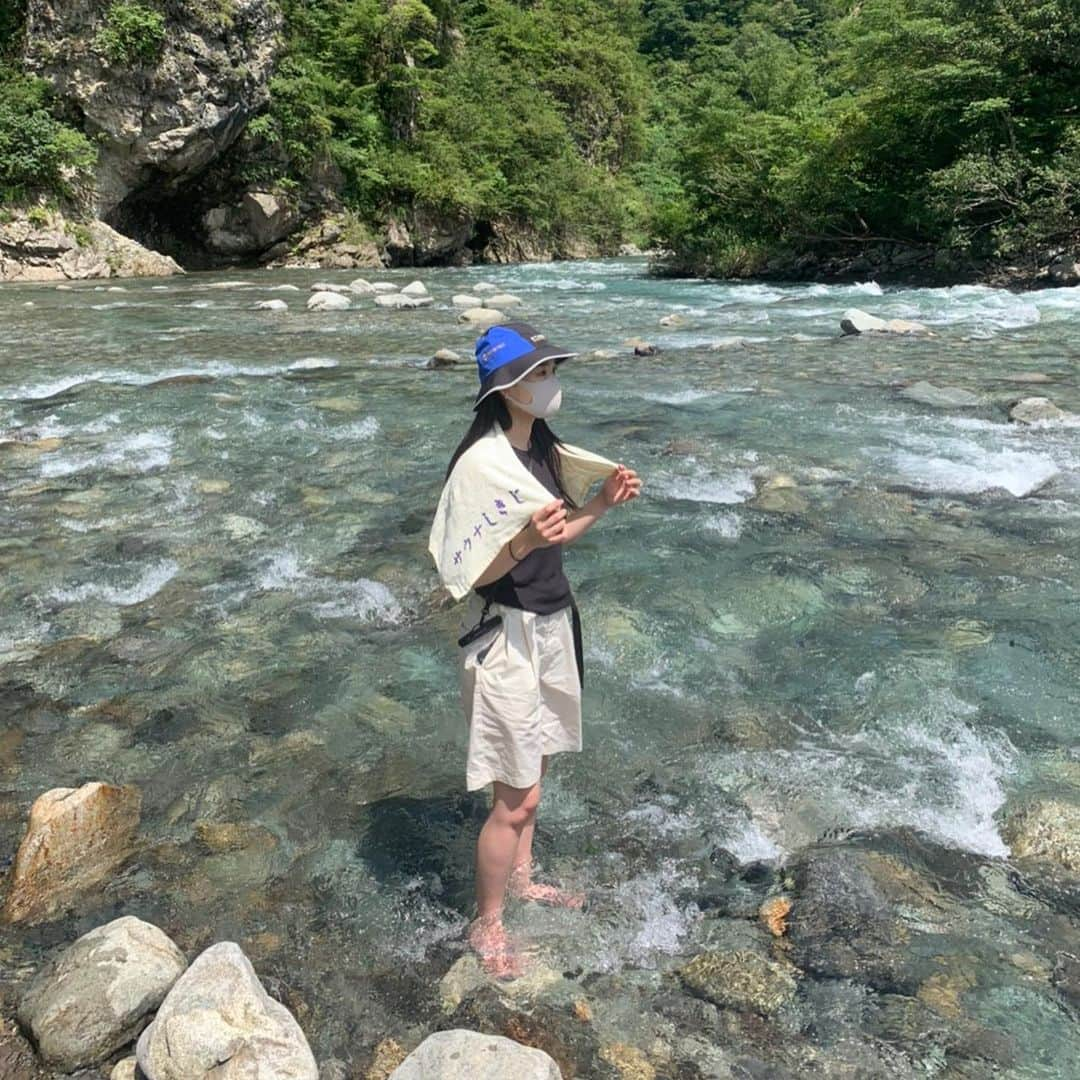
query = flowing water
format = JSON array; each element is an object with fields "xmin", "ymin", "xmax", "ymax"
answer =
[{"xmin": 2, "ymin": 261, "xmax": 1079, "ymax": 1075}]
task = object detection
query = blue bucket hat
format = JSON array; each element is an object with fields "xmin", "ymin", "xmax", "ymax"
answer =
[{"xmin": 473, "ymin": 321, "xmax": 576, "ymax": 409}]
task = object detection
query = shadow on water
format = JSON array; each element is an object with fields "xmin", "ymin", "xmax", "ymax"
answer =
[{"xmin": 353, "ymin": 791, "xmax": 488, "ymax": 913}]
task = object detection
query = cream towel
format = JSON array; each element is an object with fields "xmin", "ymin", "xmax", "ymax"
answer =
[{"xmin": 428, "ymin": 424, "xmax": 618, "ymax": 599}]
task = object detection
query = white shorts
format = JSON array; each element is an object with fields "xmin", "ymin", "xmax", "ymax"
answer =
[{"xmin": 458, "ymin": 596, "xmax": 582, "ymax": 792}]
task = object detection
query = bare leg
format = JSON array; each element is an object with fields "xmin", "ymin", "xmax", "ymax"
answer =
[
  {"xmin": 470, "ymin": 780, "xmax": 541, "ymax": 978},
  {"xmin": 508, "ymin": 758, "xmax": 585, "ymax": 909}
]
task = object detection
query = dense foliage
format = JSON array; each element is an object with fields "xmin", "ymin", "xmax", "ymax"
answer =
[
  {"xmin": 649, "ymin": 0, "xmax": 1080, "ymax": 272},
  {"xmin": 2, "ymin": 0, "xmax": 1078, "ymax": 273}
]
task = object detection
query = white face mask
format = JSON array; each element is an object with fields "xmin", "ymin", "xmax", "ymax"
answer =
[{"xmin": 509, "ymin": 375, "xmax": 562, "ymax": 418}]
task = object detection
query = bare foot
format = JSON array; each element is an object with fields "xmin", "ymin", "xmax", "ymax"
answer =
[
  {"xmin": 509, "ymin": 867, "xmax": 586, "ymax": 909},
  {"xmin": 468, "ymin": 914, "xmax": 523, "ymax": 980}
]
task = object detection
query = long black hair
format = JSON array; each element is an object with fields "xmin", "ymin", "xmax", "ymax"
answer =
[{"xmin": 445, "ymin": 392, "xmax": 578, "ymax": 510}]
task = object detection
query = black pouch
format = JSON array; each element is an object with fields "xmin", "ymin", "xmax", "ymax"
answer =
[{"xmin": 458, "ymin": 597, "xmax": 502, "ymax": 653}]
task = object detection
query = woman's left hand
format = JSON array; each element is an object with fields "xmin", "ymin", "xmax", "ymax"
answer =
[{"xmin": 602, "ymin": 464, "xmax": 642, "ymax": 509}]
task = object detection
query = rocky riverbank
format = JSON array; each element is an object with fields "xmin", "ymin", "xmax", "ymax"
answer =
[{"xmin": 3, "ymin": 772, "xmax": 1080, "ymax": 1077}]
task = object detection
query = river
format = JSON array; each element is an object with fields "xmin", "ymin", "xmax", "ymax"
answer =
[{"xmin": 2, "ymin": 259, "xmax": 1079, "ymax": 1076}]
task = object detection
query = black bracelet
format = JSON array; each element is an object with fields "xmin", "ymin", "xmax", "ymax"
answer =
[{"xmin": 508, "ymin": 535, "xmax": 524, "ymax": 562}]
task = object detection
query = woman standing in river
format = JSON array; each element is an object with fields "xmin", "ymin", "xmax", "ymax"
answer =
[{"xmin": 428, "ymin": 321, "xmax": 641, "ymax": 978}]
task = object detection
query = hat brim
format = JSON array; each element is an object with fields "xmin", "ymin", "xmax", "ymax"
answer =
[{"xmin": 473, "ymin": 347, "xmax": 576, "ymax": 408}]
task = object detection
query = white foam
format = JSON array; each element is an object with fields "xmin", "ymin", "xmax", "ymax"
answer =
[
  {"xmin": 256, "ymin": 549, "xmax": 401, "ymax": 623},
  {"xmin": 40, "ymin": 429, "xmax": 173, "ymax": 478},
  {"xmin": 664, "ymin": 469, "xmax": 755, "ymax": 505},
  {"xmin": 891, "ymin": 447, "xmax": 1059, "ymax": 497},
  {"xmin": 324, "ymin": 416, "xmax": 380, "ymax": 440},
  {"xmin": 51, "ymin": 559, "xmax": 179, "ymax": 606},
  {"xmin": 288, "ymin": 357, "xmax": 340, "ymax": 371},
  {"xmin": 2, "ymin": 361, "xmax": 303, "ymax": 400},
  {"xmin": 314, "ymin": 578, "xmax": 402, "ymax": 621},
  {"xmin": 702, "ymin": 511, "xmax": 742, "ymax": 538},
  {"xmin": 641, "ymin": 388, "xmax": 715, "ymax": 405}
]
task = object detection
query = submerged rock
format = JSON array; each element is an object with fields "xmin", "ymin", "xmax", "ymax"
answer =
[
  {"xmin": 18, "ymin": 916, "xmax": 186, "ymax": 1071},
  {"xmin": 307, "ymin": 291, "xmax": 351, "ymax": 311},
  {"xmin": 452, "ymin": 293, "xmax": 481, "ymax": 307},
  {"xmin": 678, "ymin": 949, "xmax": 797, "ymax": 1015},
  {"xmin": 3, "ymin": 781, "xmax": 141, "ymax": 925},
  {"xmin": 427, "ymin": 348, "xmax": 465, "ymax": 369},
  {"xmin": 841, "ymin": 309, "xmax": 930, "ymax": 335},
  {"xmin": 389, "ymin": 1030, "xmax": 561, "ymax": 1079},
  {"xmin": 1009, "ymin": 397, "xmax": 1071, "ymax": 424},
  {"xmin": 135, "ymin": 941, "xmax": 317, "ymax": 1080},
  {"xmin": 899, "ymin": 381, "xmax": 981, "ymax": 408},
  {"xmin": 438, "ymin": 954, "xmax": 563, "ymax": 1014},
  {"xmin": 254, "ymin": 299, "xmax": 288, "ymax": 312},
  {"xmin": 1003, "ymin": 798, "xmax": 1080, "ymax": 872}
]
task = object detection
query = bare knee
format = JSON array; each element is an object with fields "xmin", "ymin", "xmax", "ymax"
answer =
[{"xmin": 491, "ymin": 783, "xmax": 541, "ymax": 831}]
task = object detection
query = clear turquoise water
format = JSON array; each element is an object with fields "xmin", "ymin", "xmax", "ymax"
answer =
[{"xmin": 1, "ymin": 260, "xmax": 1079, "ymax": 1074}]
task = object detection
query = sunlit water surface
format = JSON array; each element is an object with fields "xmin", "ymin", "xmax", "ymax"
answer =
[{"xmin": 2, "ymin": 261, "xmax": 1079, "ymax": 1075}]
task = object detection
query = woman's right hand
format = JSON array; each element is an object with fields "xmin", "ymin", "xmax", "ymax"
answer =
[{"xmin": 521, "ymin": 499, "xmax": 567, "ymax": 551}]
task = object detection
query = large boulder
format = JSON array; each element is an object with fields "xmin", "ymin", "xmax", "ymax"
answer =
[
  {"xmin": 841, "ymin": 309, "xmax": 930, "ymax": 335},
  {"xmin": 0, "ymin": 212, "xmax": 181, "ymax": 282},
  {"xmin": 388, "ymin": 1030, "xmax": 561, "ymax": 1080},
  {"xmin": 383, "ymin": 209, "xmax": 474, "ymax": 266},
  {"xmin": 1048, "ymin": 254, "xmax": 1080, "ymax": 285},
  {"xmin": 25, "ymin": 0, "xmax": 283, "ymax": 217},
  {"xmin": 18, "ymin": 916, "xmax": 186, "ymax": 1071},
  {"xmin": 307, "ymin": 291, "xmax": 351, "ymax": 312},
  {"xmin": 202, "ymin": 192, "xmax": 301, "ymax": 257},
  {"xmin": 135, "ymin": 941, "xmax": 317, "ymax": 1080},
  {"xmin": 3, "ymin": 781, "xmax": 141, "ymax": 925}
]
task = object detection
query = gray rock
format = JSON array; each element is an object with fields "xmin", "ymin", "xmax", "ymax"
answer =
[
  {"xmin": 306, "ymin": 291, "xmax": 351, "ymax": 312},
  {"xmin": 253, "ymin": 299, "xmax": 288, "ymax": 312},
  {"xmin": 458, "ymin": 307, "xmax": 504, "ymax": 328},
  {"xmin": 374, "ymin": 293, "xmax": 432, "ymax": 309},
  {"xmin": 0, "ymin": 213, "xmax": 181, "ymax": 283},
  {"xmin": 1003, "ymin": 798, "xmax": 1080, "ymax": 872},
  {"xmin": 3, "ymin": 781, "xmax": 142, "ymax": 925},
  {"xmin": 203, "ymin": 193, "xmax": 300, "ymax": 256},
  {"xmin": 111, "ymin": 1058, "xmax": 139, "ymax": 1080},
  {"xmin": 370, "ymin": 282, "xmax": 400, "ymax": 294},
  {"xmin": 485, "ymin": 292, "xmax": 522, "ymax": 308},
  {"xmin": 1048, "ymin": 255, "xmax": 1080, "ymax": 285},
  {"xmin": 678, "ymin": 949, "xmax": 797, "ymax": 1015},
  {"xmin": 400, "ymin": 280, "xmax": 430, "ymax": 297},
  {"xmin": 452, "ymin": 293, "xmax": 481, "ymax": 307},
  {"xmin": 428, "ymin": 348, "xmax": 465, "ymax": 369},
  {"xmin": 472, "ymin": 282, "xmax": 498, "ymax": 294},
  {"xmin": 135, "ymin": 941, "xmax": 317, "ymax": 1080},
  {"xmin": 899, "ymin": 381, "xmax": 981, "ymax": 408},
  {"xmin": 388, "ymin": 1030, "xmax": 560, "ymax": 1079},
  {"xmin": 1009, "ymin": 397, "xmax": 1070, "ymax": 424},
  {"xmin": 349, "ymin": 278, "xmax": 376, "ymax": 295},
  {"xmin": 841, "ymin": 309, "xmax": 930, "ymax": 335},
  {"xmin": 19, "ymin": 917, "xmax": 186, "ymax": 1071},
  {"xmin": 309, "ymin": 282, "xmax": 352, "ymax": 294},
  {"xmin": 25, "ymin": 0, "xmax": 282, "ymax": 217},
  {"xmin": 634, "ymin": 342, "xmax": 657, "ymax": 356}
]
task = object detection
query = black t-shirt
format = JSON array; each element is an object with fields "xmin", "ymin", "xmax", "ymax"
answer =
[{"xmin": 475, "ymin": 442, "xmax": 573, "ymax": 615}]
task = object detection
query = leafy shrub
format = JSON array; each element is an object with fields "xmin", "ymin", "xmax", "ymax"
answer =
[
  {"xmin": 94, "ymin": 2, "xmax": 167, "ymax": 66},
  {"xmin": 0, "ymin": 67, "xmax": 96, "ymax": 200}
]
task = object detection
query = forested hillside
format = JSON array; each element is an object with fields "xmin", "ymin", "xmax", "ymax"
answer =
[{"xmin": 1, "ymin": 0, "xmax": 1078, "ymax": 280}]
